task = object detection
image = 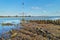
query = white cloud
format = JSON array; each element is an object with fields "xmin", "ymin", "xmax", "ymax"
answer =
[
  {"xmin": 42, "ymin": 10, "xmax": 47, "ymax": 13},
  {"xmin": 31, "ymin": 6, "xmax": 48, "ymax": 13},
  {"xmin": 45, "ymin": 4, "xmax": 55, "ymax": 7},
  {"xmin": 31, "ymin": 6, "xmax": 41, "ymax": 10}
]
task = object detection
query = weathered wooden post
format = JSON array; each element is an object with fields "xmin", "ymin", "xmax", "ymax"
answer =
[{"xmin": 21, "ymin": 0, "xmax": 25, "ymax": 24}]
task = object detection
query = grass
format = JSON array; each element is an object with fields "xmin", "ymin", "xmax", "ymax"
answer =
[{"xmin": 1, "ymin": 23, "xmax": 14, "ymax": 26}]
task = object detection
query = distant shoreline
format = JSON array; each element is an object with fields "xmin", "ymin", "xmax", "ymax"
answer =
[
  {"xmin": 0, "ymin": 16, "xmax": 31, "ymax": 18},
  {"xmin": 0, "ymin": 16, "xmax": 60, "ymax": 18}
]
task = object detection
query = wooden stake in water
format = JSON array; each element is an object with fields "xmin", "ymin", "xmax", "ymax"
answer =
[{"xmin": 21, "ymin": 0, "xmax": 25, "ymax": 23}]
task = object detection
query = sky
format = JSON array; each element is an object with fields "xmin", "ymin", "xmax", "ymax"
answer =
[{"xmin": 0, "ymin": 0, "xmax": 60, "ymax": 16}]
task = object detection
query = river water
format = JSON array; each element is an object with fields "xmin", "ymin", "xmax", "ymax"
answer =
[{"xmin": 0, "ymin": 16, "xmax": 60, "ymax": 37}]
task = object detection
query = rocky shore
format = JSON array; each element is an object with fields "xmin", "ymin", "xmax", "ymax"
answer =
[{"xmin": 0, "ymin": 20, "xmax": 60, "ymax": 40}]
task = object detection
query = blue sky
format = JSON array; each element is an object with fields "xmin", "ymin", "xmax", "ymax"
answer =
[{"xmin": 0, "ymin": 0, "xmax": 60, "ymax": 16}]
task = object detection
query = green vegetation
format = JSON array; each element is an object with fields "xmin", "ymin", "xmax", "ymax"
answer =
[{"xmin": 1, "ymin": 23, "xmax": 14, "ymax": 26}]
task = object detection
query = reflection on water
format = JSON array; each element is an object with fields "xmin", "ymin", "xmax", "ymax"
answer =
[{"xmin": 0, "ymin": 19, "xmax": 21, "ymax": 37}]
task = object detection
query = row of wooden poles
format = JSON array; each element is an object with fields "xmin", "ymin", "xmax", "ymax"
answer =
[{"xmin": 29, "ymin": 19, "xmax": 60, "ymax": 25}]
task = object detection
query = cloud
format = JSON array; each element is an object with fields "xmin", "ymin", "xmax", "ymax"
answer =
[
  {"xmin": 53, "ymin": 10, "xmax": 60, "ymax": 16},
  {"xmin": 42, "ymin": 10, "xmax": 47, "ymax": 13},
  {"xmin": 31, "ymin": 6, "xmax": 47, "ymax": 13},
  {"xmin": 45, "ymin": 4, "xmax": 55, "ymax": 7},
  {"xmin": 30, "ymin": 6, "xmax": 49, "ymax": 16},
  {"xmin": 31, "ymin": 6, "xmax": 41, "ymax": 10}
]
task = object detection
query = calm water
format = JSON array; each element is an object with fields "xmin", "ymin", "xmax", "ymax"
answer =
[{"xmin": 0, "ymin": 16, "xmax": 60, "ymax": 37}]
